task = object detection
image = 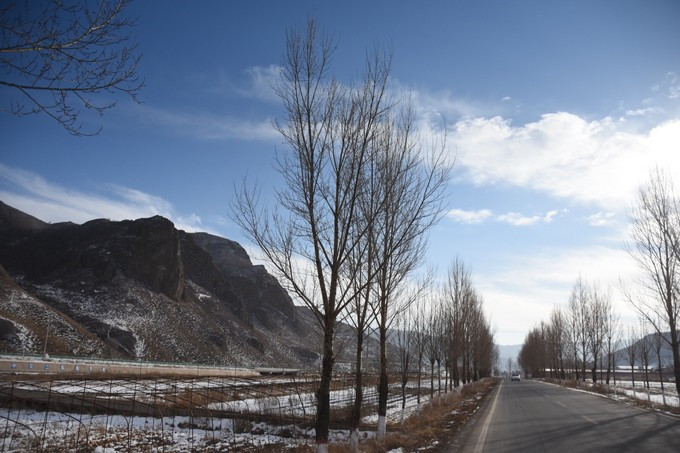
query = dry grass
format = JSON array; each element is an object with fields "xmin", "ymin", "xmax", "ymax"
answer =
[{"xmin": 339, "ymin": 379, "xmax": 497, "ymax": 453}]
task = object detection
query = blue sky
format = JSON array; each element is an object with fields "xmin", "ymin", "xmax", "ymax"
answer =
[{"xmin": 2, "ymin": 0, "xmax": 680, "ymax": 344}]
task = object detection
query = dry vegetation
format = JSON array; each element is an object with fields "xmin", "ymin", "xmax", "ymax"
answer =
[{"xmin": 288, "ymin": 378, "xmax": 497, "ymax": 453}]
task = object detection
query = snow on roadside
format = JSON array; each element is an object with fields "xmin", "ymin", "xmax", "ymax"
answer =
[{"xmin": 542, "ymin": 379, "xmax": 679, "ymax": 409}]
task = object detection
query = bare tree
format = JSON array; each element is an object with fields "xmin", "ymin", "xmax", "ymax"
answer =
[
  {"xmin": 344, "ymin": 157, "xmax": 380, "ymax": 451},
  {"xmin": 425, "ymin": 304, "xmax": 441, "ymax": 399},
  {"xmin": 623, "ymin": 325, "xmax": 640, "ymax": 391},
  {"xmin": 601, "ymin": 296, "xmax": 619, "ymax": 385},
  {"xmin": 638, "ymin": 317, "xmax": 653, "ymax": 398},
  {"xmin": 231, "ymin": 21, "xmax": 391, "ymax": 450},
  {"xmin": 519, "ymin": 324, "xmax": 547, "ymax": 378},
  {"xmin": 394, "ymin": 308, "xmax": 413, "ymax": 423},
  {"xmin": 549, "ymin": 306, "xmax": 567, "ymax": 380},
  {"xmin": 626, "ymin": 169, "xmax": 680, "ymax": 396},
  {"xmin": 442, "ymin": 257, "xmax": 471, "ymax": 388},
  {"xmin": 587, "ymin": 286, "xmax": 607, "ymax": 383},
  {"xmin": 369, "ymin": 107, "xmax": 450, "ymax": 441},
  {"xmin": 568, "ymin": 276, "xmax": 590, "ymax": 382},
  {"xmin": 652, "ymin": 316, "xmax": 668, "ymax": 406},
  {"xmin": 0, "ymin": 0, "xmax": 143, "ymax": 135},
  {"xmin": 471, "ymin": 299, "xmax": 497, "ymax": 380},
  {"xmin": 411, "ymin": 296, "xmax": 429, "ymax": 404}
]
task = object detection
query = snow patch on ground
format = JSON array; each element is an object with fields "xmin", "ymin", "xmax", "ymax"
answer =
[{"xmin": 0, "ymin": 378, "xmax": 446, "ymax": 451}]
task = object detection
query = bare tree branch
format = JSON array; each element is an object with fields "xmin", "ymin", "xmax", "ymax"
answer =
[{"xmin": 0, "ymin": 0, "xmax": 143, "ymax": 135}]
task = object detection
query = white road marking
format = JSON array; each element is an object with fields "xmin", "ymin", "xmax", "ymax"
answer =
[
  {"xmin": 581, "ymin": 415, "xmax": 597, "ymax": 424},
  {"xmin": 473, "ymin": 379, "xmax": 502, "ymax": 453}
]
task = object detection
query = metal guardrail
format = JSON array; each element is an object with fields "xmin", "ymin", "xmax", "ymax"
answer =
[{"xmin": 0, "ymin": 354, "xmax": 299, "ymax": 377}]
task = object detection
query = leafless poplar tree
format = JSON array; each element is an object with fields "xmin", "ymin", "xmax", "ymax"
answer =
[
  {"xmin": 548, "ymin": 306, "xmax": 567, "ymax": 380},
  {"xmin": 442, "ymin": 257, "xmax": 471, "ymax": 388},
  {"xmin": 602, "ymin": 298, "xmax": 619, "ymax": 385},
  {"xmin": 568, "ymin": 276, "xmax": 590, "ymax": 381},
  {"xmin": 425, "ymin": 303, "xmax": 441, "ymax": 399},
  {"xmin": 394, "ymin": 308, "xmax": 413, "ymax": 423},
  {"xmin": 652, "ymin": 316, "xmax": 667, "ymax": 406},
  {"xmin": 519, "ymin": 323, "xmax": 548, "ymax": 378},
  {"xmin": 231, "ymin": 21, "xmax": 391, "ymax": 450},
  {"xmin": 623, "ymin": 325, "xmax": 639, "ymax": 389},
  {"xmin": 471, "ymin": 298, "xmax": 497, "ymax": 380},
  {"xmin": 626, "ymin": 169, "xmax": 680, "ymax": 395},
  {"xmin": 0, "ymin": 0, "xmax": 143, "ymax": 135},
  {"xmin": 638, "ymin": 317, "xmax": 653, "ymax": 395},
  {"xmin": 344, "ymin": 154, "xmax": 381, "ymax": 450},
  {"xmin": 411, "ymin": 296, "xmax": 429, "ymax": 404},
  {"xmin": 587, "ymin": 286, "xmax": 608, "ymax": 383},
  {"xmin": 368, "ymin": 107, "xmax": 450, "ymax": 440}
]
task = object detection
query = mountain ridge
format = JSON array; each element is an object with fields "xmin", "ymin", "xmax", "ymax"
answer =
[{"xmin": 0, "ymin": 201, "xmax": 319, "ymax": 367}]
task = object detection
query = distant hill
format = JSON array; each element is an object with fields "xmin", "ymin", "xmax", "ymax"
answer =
[
  {"xmin": 615, "ymin": 332, "xmax": 674, "ymax": 369},
  {"xmin": 0, "ymin": 200, "xmax": 321, "ymax": 367}
]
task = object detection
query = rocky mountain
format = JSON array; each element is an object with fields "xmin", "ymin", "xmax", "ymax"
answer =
[{"xmin": 0, "ymin": 201, "xmax": 321, "ymax": 367}]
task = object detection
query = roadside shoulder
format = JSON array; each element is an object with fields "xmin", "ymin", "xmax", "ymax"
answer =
[{"xmin": 536, "ymin": 379, "xmax": 680, "ymax": 421}]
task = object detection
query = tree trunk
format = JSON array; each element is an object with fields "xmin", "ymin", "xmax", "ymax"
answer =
[
  {"xmin": 437, "ymin": 359, "xmax": 441, "ymax": 394},
  {"xmin": 643, "ymin": 364, "xmax": 650, "ymax": 391},
  {"xmin": 581, "ymin": 346, "xmax": 587, "ymax": 382},
  {"xmin": 315, "ymin": 322, "xmax": 335, "ymax": 450},
  {"xmin": 417, "ymin": 355, "xmax": 422, "ymax": 404},
  {"xmin": 656, "ymin": 347, "xmax": 667, "ymax": 406},
  {"xmin": 631, "ymin": 365, "xmax": 635, "ymax": 392},
  {"xmin": 349, "ymin": 331, "xmax": 364, "ymax": 452},
  {"xmin": 377, "ymin": 324, "xmax": 388, "ymax": 441},
  {"xmin": 670, "ymin": 324, "xmax": 680, "ymax": 397},
  {"xmin": 400, "ymin": 382, "xmax": 407, "ymax": 423},
  {"xmin": 462, "ymin": 355, "xmax": 467, "ymax": 384},
  {"xmin": 574, "ymin": 352, "xmax": 580, "ymax": 381},
  {"xmin": 430, "ymin": 360, "xmax": 435, "ymax": 399},
  {"xmin": 452, "ymin": 357, "xmax": 459, "ymax": 388},
  {"xmin": 605, "ymin": 347, "xmax": 611, "ymax": 385}
]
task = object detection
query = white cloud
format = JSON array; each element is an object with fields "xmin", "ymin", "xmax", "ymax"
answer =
[
  {"xmin": 625, "ymin": 107, "xmax": 662, "ymax": 117},
  {"xmin": 140, "ymin": 105, "xmax": 278, "ymax": 142},
  {"xmin": 208, "ymin": 64, "xmax": 281, "ymax": 102},
  {"xmin": 497, "ymin": 212, "xmax": 541, "ymax": 226},
  {"xmin": 447, "ymin": 208, "xmax": 493, "ymax": 224},
  {"xmin": 0, "ymin": 164, "xmax": 208, "ymax": 233},
  {"xmin": 478, "ymin": 245, "xmax": 639, "ymax": 344},
  {"xmin": 652, "ymin": 72, "xmax": 680, "ymax": 100},
  {"xmin": 447, "ymin": 208, "xmax": 567, "ymax": 226},
  {"xmin": 444, "ymin": 113, "xmax": 680, "ymax": 211},
  {"xmin": 542, "ymin": 209, "xmax": 561, "ymax": 223},
  {"xmin": 587, "ymin": 211, "xmax": 617, "ymax": 227},
  {"xmin": 402, "ymin": 83, "xmax": 506, "ymax": 121},
  {"xmin": 243, "ymin": 65, "xmax": 282, "ymax": 102},
  {"xmin": 495, "ymin": 209, "xmax": 566, "ymax": 227}
]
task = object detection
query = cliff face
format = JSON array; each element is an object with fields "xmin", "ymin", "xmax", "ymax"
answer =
[
  {"xmin": 0, "ymin": 215, "xmax": 185, "ymax": 300},
  {"xmin": 0, "ymin": 201, "xmax": 318, "ymax": 367}
]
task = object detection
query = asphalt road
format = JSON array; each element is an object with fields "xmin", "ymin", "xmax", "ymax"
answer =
[{"xmin": 453, "ymin": 379, "xmax": 680, "ymax": 453}]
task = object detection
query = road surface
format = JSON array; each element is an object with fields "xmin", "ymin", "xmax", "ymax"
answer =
[{"xmin": 452, "ymin": 379, "xmax": 680, "ymax": 452}]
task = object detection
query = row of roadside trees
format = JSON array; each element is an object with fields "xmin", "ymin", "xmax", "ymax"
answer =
[
  {"xmin": 519, "ymin": 170, "xmax": 680, "ymax": 399},
  {"xmin": 232, "ymin": 20, "xmax": 496, "ymax": 452},
  {"xmin": 393, "ymin": 259, "xmax": 497, "ymax": 416},
  {"xmin": 518, "ymin": 278, "xmax": 618, "ymax": 384}
]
